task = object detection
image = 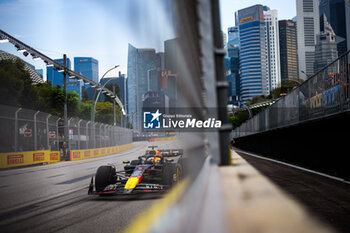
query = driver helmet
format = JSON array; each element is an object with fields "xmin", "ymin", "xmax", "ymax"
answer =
[{"xmin": 147, "ymin": 149, "xmax": 162, "ymax": 164}]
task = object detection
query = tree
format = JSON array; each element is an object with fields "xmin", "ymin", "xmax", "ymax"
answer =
[
  {"xmin": 246, "ymin": 95, "xmax": 270, "ymax": 106},
  {"xmin": 94, "ymin": 101, "xmax": 121, "ymax": 125},
  {"xmin": 77, "ymin": 101, "xmax": 92, "ymax": 121},
  {"xmin": 82, "ymin": 89, "xmax": 89, "ymax": 102},
  {"xmin": 0, "ymin": 58, "xmax": 120, "ymax": 125},
  {"xmin": 230, "ymin": 111, "xmax": 249, "ymax": 129},
  {"xmin": 0, "ymin": 59, "xmax": 36, "ymax": 107},
  {"xmin": 67, "ymin": 91, "xmax": 79, "ymax": 117}
]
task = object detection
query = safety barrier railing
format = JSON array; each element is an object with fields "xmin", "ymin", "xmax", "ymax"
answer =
[{"xmin": 232, "ymin": 50, "xmax": 350, "ymax": 138}]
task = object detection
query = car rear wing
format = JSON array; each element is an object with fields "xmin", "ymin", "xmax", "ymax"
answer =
[{"xmin": 145, "ymin": 149, "xmax": 183, "ymax": 157}]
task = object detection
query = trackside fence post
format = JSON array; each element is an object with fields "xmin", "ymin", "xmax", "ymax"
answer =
[{"xmin": 14, "ymin": 107, "xmax": 22, "ymax": 152}]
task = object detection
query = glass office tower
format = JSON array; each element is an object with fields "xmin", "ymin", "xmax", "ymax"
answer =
[
  {"xmin": 236, "ymin": 5, "xmax": 267, "ymax": 102},
  {"xmin": 74, "ymin": 57, "xmax": 99, "ymax": 83}
]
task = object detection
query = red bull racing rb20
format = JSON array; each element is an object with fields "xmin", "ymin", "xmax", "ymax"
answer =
[{"xmin": 88, "ymin": 146, "xmax": 184, "ymax": 195}]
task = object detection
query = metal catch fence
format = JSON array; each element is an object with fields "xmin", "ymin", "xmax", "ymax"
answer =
[{"xmin": 0, "ymin": 104, "xmax": 132, "ymax": 153}]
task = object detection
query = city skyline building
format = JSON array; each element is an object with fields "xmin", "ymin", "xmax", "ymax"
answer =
[
  {"xmin": 142, "ymin": 91, "xmax": 169, "ymax": 116},
  {"xmin": 226, "ymin": 26, "xmax": 240, "ymax": 105},
  {"xmin": 314, "ymin": 14, "xmax": 339, "ymax": 73},
  {"xmin": 100, "ymin": 73, "xmax": 128, "ymax": 109},
  {"xmin": 74, "ymin": 57, "xmax": 99, "ymax": 83},
  {"xmin": 67, "ymin": 79, "xmax": 84, "ymax": 100},
  {"xmin": 347, "ymin": 0, "xmax": 350, "ymax": 52},
  {"xmin": 161, "ymin": 74, "xmax": 177, "ymax": 108},
  {"xmin": 279, "ymin": 20, "xmax": 299, "ymax": 81},
  {"xmin": 296, "ymin": 0, "xmax": 320, "ymax": 79},
  {"xmin": 83, "ymin": 72, "xmax": 127, "ymax": 104},
  {"xmin": 319, "ymin": 0, "xmax": 349, "ymax": 56},
  {"xmin": 127, "ymin": 44, "xmax": 160, "ymax": 132},
  {"xmin": 236, "ymin": 4, "xmax": 268, "ymax": 102},
  {"xmin": 47, "ymin": 58, "xmax": 71, "ymax": 87},
  {"xmin": 228, "ymin": 26, "xmax": 239, "ymax": 42},
  {"xmin": 164, "ymin": 38, "xmax": 179, "ymax": 108},
  {"xmin": 264, "ymin": 8, "xmax": 281, "ymax": 91}
]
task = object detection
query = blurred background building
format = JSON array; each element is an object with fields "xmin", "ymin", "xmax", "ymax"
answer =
[
  {"xmin": 264, "ymin": 7, "xmax": 281, "ymax": 91},
  {"xmin": 47, "ymin": 58, "xmax": 72, "ymax": 87},
  {"xmin": 279, "ymin": 20, "xmax": 298, "ymax": 81},
  {"xmin": 296, "ymin": 0, "xmax": 320, "ymax": 79},
  {"xmin": 314, "ymin": 14, "xmax": 339, "ymax": 73},
  {"xmin": 225, "ymin": 26, "xmax": 240, "ymax": 106},
  {"xmin": 235, "ymin": 5, "xmax": 267, "ymax": 102}
]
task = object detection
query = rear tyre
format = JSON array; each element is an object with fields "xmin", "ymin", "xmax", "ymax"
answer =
[{"xmin": 95, "ymin": 166, "xmax": 116, "ymax": 192}]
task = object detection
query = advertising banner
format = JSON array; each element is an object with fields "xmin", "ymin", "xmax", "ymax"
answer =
[
  {"xmin": 69, "ymin": 143, "xmax": 133, "ymax": 161},
  {"xmin": 0, "ymin": 150, "xmax": 60, "ymax": 168}
]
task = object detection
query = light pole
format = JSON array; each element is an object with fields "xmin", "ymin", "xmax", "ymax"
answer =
[
  {"xmin": 91, "ymin": 65, "xmax": 119, "ymax": 123},
  {"xmin": 92, "ymin": 78, "xmax": 114, "ymax": 123},
  {"xmin": 91, "ymin": 65, "xmax": 119, "ymax": 149},
  {"xmin": 63, "ymin": 54, "xmax": 68, "ymax": 160},
  {"xmin": 301, "ymin": 70, "xmax": 312, "ymax": 80}
]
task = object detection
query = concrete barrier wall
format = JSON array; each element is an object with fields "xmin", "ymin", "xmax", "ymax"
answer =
[
  {"xmin": 234, "ymin": 111, "xmax": 350, "ymax": 179},
  {"xmin": 0, "ymin": 150, "xmax": 60, "ymax": 168}
]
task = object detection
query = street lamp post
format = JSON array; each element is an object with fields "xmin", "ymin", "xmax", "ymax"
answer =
[
  {"xmin": 113, "ymin": 85, "xmax": 116, "ymax": 126},
  {"xmin": 63, "ymin": 54, "xmax": 68, "ymax": 160},
  {"xmin": 91, "ymin": 65, "xmax": 119, "ymax": 124},
  {"xmin": 301, "ymin": 70, "xmax": 313, "ymax": 80},
  {"xmin": 91, "ymin": 65, "xmax": 119, "ymax": 149},
  {"xmin": 92, "ymin": 78, "xmax": 114, "ymax": 123}
]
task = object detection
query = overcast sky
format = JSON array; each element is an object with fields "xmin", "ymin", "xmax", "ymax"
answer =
[{"xmin": 0, "ymin": 0, "xmax": 296, "ymax": 81}]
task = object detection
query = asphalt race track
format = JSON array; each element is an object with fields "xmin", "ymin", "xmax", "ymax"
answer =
[
  {"xmin": 238, "ymin": 151, "xmax": 350, "ymax": 233},
  {"xmin": 0, "ymin": 141, "xmax": 181, "ymax": 233}
]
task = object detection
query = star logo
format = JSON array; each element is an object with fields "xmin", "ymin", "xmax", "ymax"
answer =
[
  {"xmin": 143, "ymin": 109, "xmax": 162, "ymax": 129},
  {"xmin": 150, "ymin": 109, "xmax": 162, "ymax": 122}
]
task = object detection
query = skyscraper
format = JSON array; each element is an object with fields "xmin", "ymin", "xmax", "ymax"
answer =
[
  {"xmin": 67, "ymin": 79, "xmax": 84, "ymax": 100},
  {"xmin": 163, "ymin": 38, "xmax": 180, "ymax": 109},
  {"xmin": 228, "ymin": 26, "xmax": 239, "ymax": 42},
  {"xmin": 296, "ymin": 0, "xmax": 320, "ymax": 79},
  {"xmin": 74, "ymin": 57, "xmax": 99, "ymax": 83},
  {"xmin": 226, "ymin": 26, "xmax": 240, "ymax": 105},
  {"xmin": 319, "ymin": 0, "xmax": 350, "ymax": 56},
  {"xmin": 127, "ymin": 44, "xmax": 160, "ymax": 132},
  {"xmin": 314, "ymin": 14, "xmax": 339, "ymax": 72},
  {"xmin": 347, "ymin": 0, "xmax": 350, "ymax": 52},
  {"xmin": 236, "ymin": 5, "xmax": 267, "ymax": 102},
  {"xmin": 46, "ymin": 58, "xmax": 84, "ymax": 99},
  {"xmin": 164, "ymin": 38, "xmax": 179, "ymax": 75},
  {"xmin": 279, "ymin": 20, "xmax": 299, "ymax": 81},
  {"xmin": 99, "ymin": 72, "xmax": 128, "ymax": 107},
  {"xmin": 47, "ymin": 58, "xmax": 71, "ymax": 87},
  {"xmin": 264, "ymin": 8, "xmax": 281, "ymax": 91}
]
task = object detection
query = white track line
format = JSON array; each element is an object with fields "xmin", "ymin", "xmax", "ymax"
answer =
[{"xmin": 234, "ymin": 149, "xmax": 350, "ymax": 185}]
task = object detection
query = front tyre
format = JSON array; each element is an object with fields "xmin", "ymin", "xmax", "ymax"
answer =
[
  {"xmin": 162, "ymin": 163, "xmax": 182, "ymax": 186},
  {"xmin": 95, "ymin": 166, "xmax": 116, "ymax": 192}
]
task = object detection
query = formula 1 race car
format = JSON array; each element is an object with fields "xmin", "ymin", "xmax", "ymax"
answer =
[{"xmin": 88, "ymin": 146, "xmax": 184, "ymax": 195}]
